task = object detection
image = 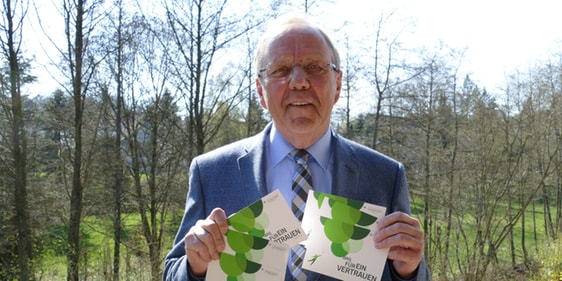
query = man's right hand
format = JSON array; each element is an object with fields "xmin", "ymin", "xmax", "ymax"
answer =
[{"xmin": 184, "ymin": 208, "xmax": 229, "ymax": 276}]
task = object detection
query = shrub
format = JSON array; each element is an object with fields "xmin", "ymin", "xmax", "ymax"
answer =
[{"xmin": 530, "ymin": 237, "xmax": 562, "ymax": 281}]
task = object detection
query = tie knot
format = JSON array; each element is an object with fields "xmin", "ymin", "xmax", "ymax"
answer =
[{"xmin": 291, "ymin": 149, "xmax": 310, "ymax": 165}]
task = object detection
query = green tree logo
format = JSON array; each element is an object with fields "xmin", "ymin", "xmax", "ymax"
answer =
[
  {"xmin": 320, "ymin": 216, "xmax": 371, "ymax": 257},
  {"xmin": 225, "ymin": 230, "xmax": 269, "ymax": 262},
  {"xmin": 218, "ymin": 252, "xmax": 262, "ymax": 280},
  {"xmin": 312, "ymin": 192, "xmax": 379, "ymax": 258},
  {"xmin": 228, "ymin": 199, "xmax": 269, "ymax": 238},
  {"xmin": 328, "ymin": 200, "xmax": 378, "ymax": 226}
]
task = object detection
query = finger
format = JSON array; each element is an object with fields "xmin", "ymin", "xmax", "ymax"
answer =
[
  {"xmin": 208, "ymin": 208, "xmax": 229, "ymax": 235},
  {"xmin": 185, "ymin": 230, "xmax": 213, "ymax": 262},
  {"xmin": 192, "ymin": 221, "xmax": 226, "ymax": 258},
  {"xmin": 375, "ymin": 213, "xmax": 422, "ymax": 239},
  {"xmin": 387, "ymin": 245, "xmax": 422, "ymax": 262},
  {"xmin": 183, "ymin": 208, "xmax": 230, "ymax": 277},
  {"xmin": 195, "ymin": 225, "xmax": 223, "ymax": 259},
  {"xmin": 374, "ymin": 213, "xmax": 424, "ymax": 278},
  {"xmin": 375, "ymin": 229, "xmax": 424, "ymax": 250},
  {"xmin": 377, "ymin": 232, "xmax": 424, "ymax": 277},
  {"xmin": 184, "ymin": 208, "xmax": 228, "ymax": 258},
  {"xmin": 201, "ymin": 208, "xmax": 228, "ymax": 253},
  {"xmin": 376, "ymin": 211, "xmax": 420, "ymax": 230},
  {"xmin": 375, "ymin": 222, "xmax": 423, "ymax": 242},
  {"xmin": 185, "ymin": 233, "xmax": 212, "ymax": 276},
  {"xmin": 389, "ymin": 247, "xmax": 423, "ymax": 279},
  {"xmin": 374, "ymin": 213, "xmax": 424, "ymax": 249}
]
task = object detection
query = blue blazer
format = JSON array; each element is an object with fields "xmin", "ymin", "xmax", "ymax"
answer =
[{"xmin": 163, "ymin": 124, "xmax": 430, "ymax": 281}]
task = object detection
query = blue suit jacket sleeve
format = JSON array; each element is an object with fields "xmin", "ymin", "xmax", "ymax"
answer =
[{"xmin": 163, "ymin": 134, "xmax": 267, "ymax": 281}]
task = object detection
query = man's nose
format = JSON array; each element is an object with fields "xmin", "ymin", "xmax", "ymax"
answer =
[{"xmin": 288, "ymin": 66, "xmax": 310, "ymax": 90}]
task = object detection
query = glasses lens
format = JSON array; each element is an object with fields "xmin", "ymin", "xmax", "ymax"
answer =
[{"xmin": 262, "ymin": 63, "xmax": 335, "ymax": 79}]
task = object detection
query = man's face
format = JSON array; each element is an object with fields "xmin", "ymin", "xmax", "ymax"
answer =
[{"xmin": 256, "ymin": 25, "xmax": 342, "ymax": 148}]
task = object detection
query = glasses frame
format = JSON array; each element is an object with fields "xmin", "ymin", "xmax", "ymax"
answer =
[{"xmin": 258, "ymin": 63, "xmax": 339, "ymax": 80}]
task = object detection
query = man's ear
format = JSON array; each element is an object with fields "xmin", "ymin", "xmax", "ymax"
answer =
[
  {"xmin": 334, "ymin": 70, "xmax": 342, "ymax": 103},
  {"xmin": 256, "ymin": 78, "xmax": 268, "ymax": 109}
]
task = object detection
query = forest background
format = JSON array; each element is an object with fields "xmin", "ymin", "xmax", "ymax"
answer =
[{"xmin": 1, "ymin": 0, "xmax": 561, "ymax": 281}]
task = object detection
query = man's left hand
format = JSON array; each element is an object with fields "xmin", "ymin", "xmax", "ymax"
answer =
[{"xmin": 374, "ymin": 211, "xmax": 424, "ymax": 279}]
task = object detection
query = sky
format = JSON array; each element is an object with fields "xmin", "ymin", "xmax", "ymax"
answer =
[
  {"xmin": 410, "ymin": 0, "xmax": 561, "ymax": 90},
  {"xmin": 22, "ymin": 0, "xmax": 562, "ymax": 96},
  {"xmin": 316, "ymin": 0, "xmax": 562, "ymax": 91}
]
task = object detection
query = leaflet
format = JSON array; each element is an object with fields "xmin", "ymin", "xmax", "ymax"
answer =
[
  {"xmin": 207, "ymin": 189, "xmax": 305, "ymax": 280},
  {"xmin": 301, "ymin": 191, "xmax": 386, "ymax": 241},
  {"xmin": 301, "ymin": 191, "xmax": 389, "ymax": 281}
]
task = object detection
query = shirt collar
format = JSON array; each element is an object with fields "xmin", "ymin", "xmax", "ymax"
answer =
[{"xmin": 269, "ymin": 124, "xmax": 332, "ymax": 169}]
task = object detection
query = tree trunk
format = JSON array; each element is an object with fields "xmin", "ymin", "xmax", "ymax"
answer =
[
  {"xmin": 67, "ymin": 1, "xmax": 85, "ymax": 280},
  {"xmin": 112, "ymin": 87, "xmax": 123, "ymax": 281},
  {"xmin": 4, "ymin": 0, "xmax": 33, "ymax": 279},
  {"xmin": 442, "ymin": 78, "xmax": 460, "ymax": 278},
  {"xmin": 112, "ymin": 2, "xmax": 125, "ymax": 280},
  {"xmin": 508, "ymin": 187, "xmax": 515, "ymax": 266}
]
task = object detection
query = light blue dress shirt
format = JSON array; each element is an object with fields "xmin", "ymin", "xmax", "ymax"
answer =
[{"xmin": 264, "ymin": 125, "xmax": 334, "ymax": 206}]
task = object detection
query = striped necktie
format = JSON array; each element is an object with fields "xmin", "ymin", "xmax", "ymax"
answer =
[{"xmin": 289, "ymin": 149, "xmax": 312, "ymax": 280}]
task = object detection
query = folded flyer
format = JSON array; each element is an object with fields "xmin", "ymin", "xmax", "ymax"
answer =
[
  {"xmin": 206, "ymin": 230, "xmax": 288, "ymax": 280},
  {"xmin": 207, "ymin": 189, "xmax": 305, "ymax": 280},
  {"xmin": 301, "ymin": 191, "xmax": 389, "ymax": 281}
]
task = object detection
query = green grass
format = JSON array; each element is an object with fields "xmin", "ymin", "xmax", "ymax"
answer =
[
  {"xmin": 409, "ymin": 193, "xmax": 562, "ymax": 280},
  {"xmin": 36, "ymin": 211, "xmax": 180, "ymax": 281}
]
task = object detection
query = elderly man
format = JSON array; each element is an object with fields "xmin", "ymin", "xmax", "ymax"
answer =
[{"xmin": 163, "ymin": 15, "xmax": 431, "ymax": 281}]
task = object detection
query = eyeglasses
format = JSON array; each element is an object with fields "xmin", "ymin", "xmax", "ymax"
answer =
[{"xmin": 259, "ymin": 63, "xmax": 338, "ymax": 80}]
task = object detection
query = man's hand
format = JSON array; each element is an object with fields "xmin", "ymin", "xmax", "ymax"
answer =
[
  {"xmin": 374, "ymin": 211, "xmax": 424, "ymax": 279},
  {"xmin": 184, "ymin": 208, "xmax": 229, "ymax": 276}
]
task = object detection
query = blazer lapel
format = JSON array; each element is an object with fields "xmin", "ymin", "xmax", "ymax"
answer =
[
  {"xmin": 237, "ymin": 125, "xmax": 271, "ymax": 203},
  {"xmin": 331, "ymin": 135, "xmax": 361, "ymax": 200}
]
